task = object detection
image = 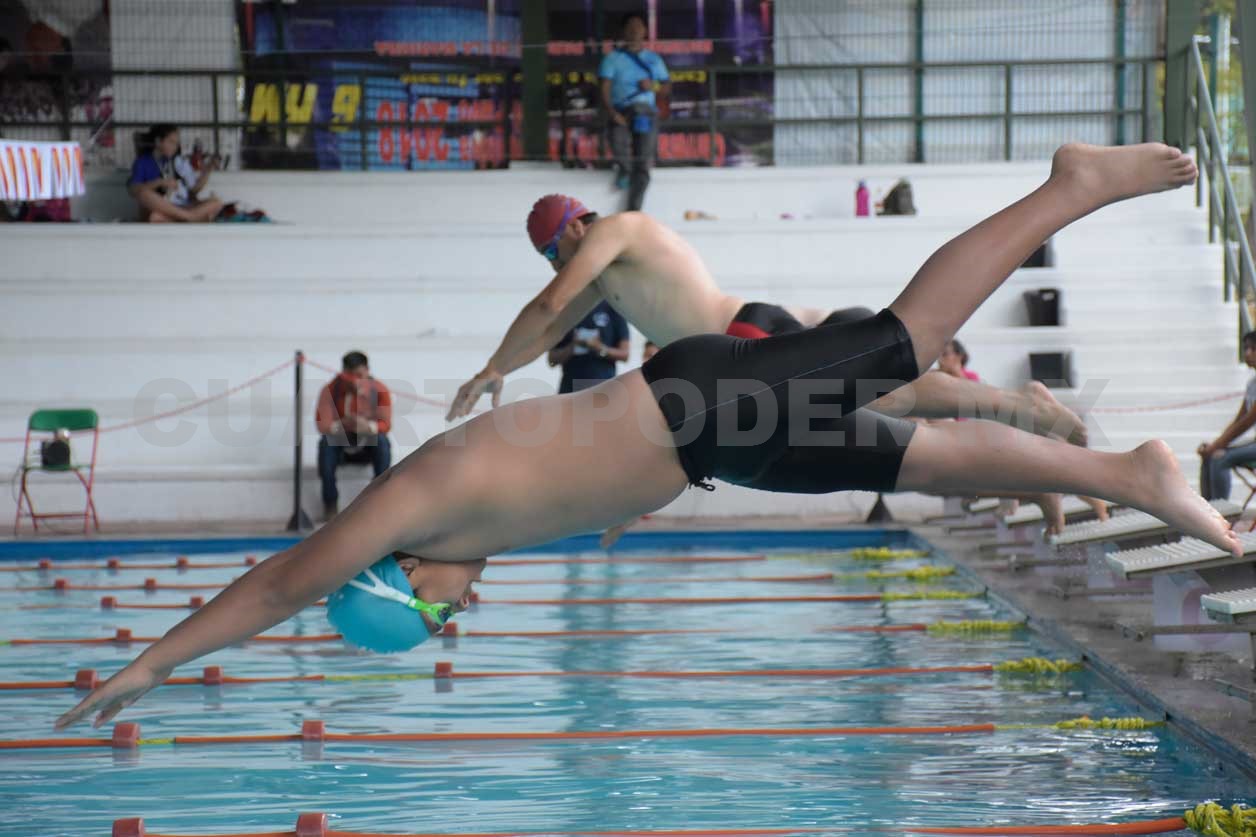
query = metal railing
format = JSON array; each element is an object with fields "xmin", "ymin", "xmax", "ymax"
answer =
[
  {"xmin": 557, "ymin": 56, "xmax": 1162, "ymax": 167},
  {"xmin": 1186, "ymin": 37, "xmax": 1256, "ymax": 356},
  {"xmin": 1, "ymin": 56, "xmax": 1161, "ymax": 169}
]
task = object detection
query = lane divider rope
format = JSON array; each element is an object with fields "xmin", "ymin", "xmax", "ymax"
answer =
[
  {"xmin": 0, "ymin": 556, "xmax": 259, "ymax": 573},
  {"xmin": 104, "ymin": 802, "xmax": 1256, "ymax": 837},
  {"xmin": 0, "ymin": 548, "xmax": 933, "ymax": 573},
  {"xmin": 0, "ymin": 620, "xmax": 1027, "ymax": 647},
  {"xmin": 14, "ymin": 591, "xmax": 985, "ymax": 611},
  {"xmin": 0, "ymin": 657, "xmax": 1080, "ymax": 692},
  {"xmin": 3, "ymin": 566, "xmax": 955, "ymax": 593},
  {"xmin": 2, "ymin": 715, "xmax": 1164, "ymax": 751}
]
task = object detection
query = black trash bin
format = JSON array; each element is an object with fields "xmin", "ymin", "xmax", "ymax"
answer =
[
  {"xmin": 1023, "ymin": 288, "xmax": 1061, "ymax": 326},
  {"xmin": 1029, "ymin": 351, "xmax": 1073, "ymax": 388}
]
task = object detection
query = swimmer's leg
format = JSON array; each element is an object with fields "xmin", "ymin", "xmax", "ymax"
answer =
[
  {"xmin": 886, "ymin": 144, "xmax": 1196, "ymax": 374},
  {"xmin": 867, "ymin": 370, "xmax": 1088, "ymax": 446},
  {"xmin": 895, "ymin": 421, "xmax": 1239, "ymax": 557}
]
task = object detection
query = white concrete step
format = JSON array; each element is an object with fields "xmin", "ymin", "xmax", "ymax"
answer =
[
  {"xmin": 1072, "ymin": 364, "xmax": 1250, "ymax": 391},
  {"xmin": 3, "ymin": 221, "xmax": 1222, "ymax": 283},
  {"xmin": 1, "ymin": 273, "xmax": 1233, "ymax": 341},
  {"xmin": 1084, "ymin": 408, "xmax": 1237, "ymax": 435},
  {"xmin": 76, "ymin": 161, "xmax": 1201, "ymax": 227}
]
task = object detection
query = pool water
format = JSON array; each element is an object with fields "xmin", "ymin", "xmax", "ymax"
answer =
[{"xmin": 0, "ymin": 532, "xmax": 1251, "ymax": 837}]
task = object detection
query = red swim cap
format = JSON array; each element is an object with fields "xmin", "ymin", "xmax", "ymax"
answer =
[{"xmin": 527, "ymin": 194, "xmax": 589, "ymax": 253}]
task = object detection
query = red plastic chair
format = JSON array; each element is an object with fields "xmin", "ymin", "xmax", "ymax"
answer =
[{"xmin": 14, "ymin": 408, "xmax": 100, "ymax": 534}]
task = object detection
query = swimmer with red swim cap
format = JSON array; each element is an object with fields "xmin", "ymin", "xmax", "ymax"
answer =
[
  {"xmin": 451, "ymin": 195, "xmax": 1089, "ymax": 450},
  {"xmin": 449, "ymin": 192, "xmax": 1096, "ymax": 540}
]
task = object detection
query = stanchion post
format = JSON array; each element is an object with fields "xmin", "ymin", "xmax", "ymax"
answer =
[{"xmin": 286, "ymin": 350, "xmax": 313, "ymax": 532}]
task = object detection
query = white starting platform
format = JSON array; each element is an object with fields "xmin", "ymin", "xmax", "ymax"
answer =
[
  {"xmin": 1107, "ymin": 533, "xmax": 1256, "ymax": 658},
  {"xmin": 1009, "ymin": 500, "xmax": 1242, "ymax": 592},
  {"xmin": 942, "ymin": 498, "xmax": 1005, "ymax": 534},
  {"xmin": 986, "ymin": 495, "xmax": 1106, "ymax": 554}
]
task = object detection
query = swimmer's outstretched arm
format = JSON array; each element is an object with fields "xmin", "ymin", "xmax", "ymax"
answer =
[
  {"xmin": 53, "ymin": 470, "xmax": 431, "ymax": 730},
  {"xmin": 447, "ymin": 214, "xmax": 637, "ymax": 420}
]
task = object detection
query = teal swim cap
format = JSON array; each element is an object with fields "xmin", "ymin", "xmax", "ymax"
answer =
[{"xmin": 327, "ymin": 557, "xmax": 447, "ymax": 652}]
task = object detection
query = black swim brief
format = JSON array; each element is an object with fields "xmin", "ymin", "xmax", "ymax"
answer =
[
  {"xmin": 725, "ymin": 302, "xmax": 878, "ymax": 340},
  {"xmin": 641, "ymin": 308, "xmax": 919, "ymax": 494}
]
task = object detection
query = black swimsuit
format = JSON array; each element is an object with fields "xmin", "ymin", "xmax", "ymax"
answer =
[{"xmin": 640, "ymin": 308, "xmax": 919, "ymax": 494}]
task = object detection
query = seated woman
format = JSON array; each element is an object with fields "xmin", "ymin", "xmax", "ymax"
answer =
[{"xmin": 127, "ymin": 124, "xmax": 223, "ymax": 223}]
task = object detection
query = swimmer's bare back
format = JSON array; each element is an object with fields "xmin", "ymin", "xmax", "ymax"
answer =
[{"xmin": 592, "ymin": 212, "xmax": 743, "ymax": 345}]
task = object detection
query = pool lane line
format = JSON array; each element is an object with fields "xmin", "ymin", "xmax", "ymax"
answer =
[
  {"xmin": 109, "ymin": 803, "xmax": 1256, "ymax": 837},
  {"xmin": 2, "ymin": 715, "xmax": 1165, "ymax": 751},
  {"xmin": 0, "ymin": 556, "xmax": 259, "ymax": 572},
  {"xmin": 14, "ymin": 590, "xmax": 985, "ymax": 611},
  {"xmin": 0, "ymin": 657, "xmax": 1082, "ymax": 691},
  {"xmin": 0, "ymin": 620, "xmax": 1027, "ymax": 647},
  {"xmin": 0, "ymin": 554, "xmax": 770, "ymax": 572},
  {"xmin": 0, "ymin": 548, "xmax": 930, "ymax": 574},
  {"xmin": 4, "ymin": 567, "xmax": 955, "ymax": 593}
]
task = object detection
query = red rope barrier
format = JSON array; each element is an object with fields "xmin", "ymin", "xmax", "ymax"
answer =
[
  {"xmin": 304, "ymin": 357, "xmax": 483, "ymax": 414},
  {"xmin": 0, "ymin": 359, "xmax": 296, "ymax": 444},
  {"xmin": 1091, "ymin": 391, "xmax": 1243, "ymax": 414}
]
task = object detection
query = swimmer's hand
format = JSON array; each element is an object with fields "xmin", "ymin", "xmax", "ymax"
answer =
[
  {"xmin": 600, "ymin": 516, "xmax": 643, "ymax": 550},
  {"xmin": 54, "ymin": 660, "xmax": 170, "ymax": 730},
  {"xmin": 447, "ymin": 368, "xmax": 503, "ymax": 420}
]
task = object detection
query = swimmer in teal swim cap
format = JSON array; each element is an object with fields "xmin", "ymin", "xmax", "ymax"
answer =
[{"xmin": 327, "ymin": 553, "xmax": 483, "ymax": 652}]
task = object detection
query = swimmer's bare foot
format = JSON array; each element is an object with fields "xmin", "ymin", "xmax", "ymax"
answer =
[
  {"xmin": 1122, "ymin": 440, "xmax": 1240, "ymax": 558},
  {"xmin": 1023, "ymin": 381, "xmax": 1088, "ymax": 446},
  {"xmin": 1080, "ymin": 495, "xmax": 1110, "ymax": 521},
  {"xmin": 1031, "ymin": 493, "xmax": 1064, "ymax": 535},
  {"xmin": 1049, "ymin": 142, "xmax": 1197, "ymax": 212}
]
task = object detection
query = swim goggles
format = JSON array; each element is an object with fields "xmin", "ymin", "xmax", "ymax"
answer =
[
  {"xmin": 539, "ymin": 199, "xmax": 578, "ymax": 262},
  {"xmin": 346, "ymin": 567, "xmax": 455, "ymax": 633}
]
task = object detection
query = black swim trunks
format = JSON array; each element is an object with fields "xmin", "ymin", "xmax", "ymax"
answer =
[
  {"xmin": 641, "ymin": 308, "xmax": 919, "ymax": 494},
  {"xmin": 725, "ymin": 302, "xmax": 876, "ymax": 339}
]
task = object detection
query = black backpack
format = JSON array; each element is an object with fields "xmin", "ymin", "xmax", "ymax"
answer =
[{"xmin": 879, "ymin": 179, "xmax": 917, "ymax": 216}]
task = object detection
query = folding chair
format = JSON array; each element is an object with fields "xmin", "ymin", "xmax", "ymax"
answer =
[
  {"xmin": 1235, "ymin": 465, "xmax": 1256, "ymax": 533},
  {"xmin": 14, "ymin": 408, "xmax": 100, "ymax": 534}
]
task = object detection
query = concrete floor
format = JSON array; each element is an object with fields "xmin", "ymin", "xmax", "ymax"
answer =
[{"xmin": 917, "ymin": 521, "xmax": 1256, "ymax": 781}]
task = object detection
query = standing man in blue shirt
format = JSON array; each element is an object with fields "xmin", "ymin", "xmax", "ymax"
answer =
[
  {"xmin": 599, "ymin": 12, "xmax": 670, "ymax": 211},
  {"xmin": 547, "ymin": 301, "xmax": 630, "ymax": 393}
]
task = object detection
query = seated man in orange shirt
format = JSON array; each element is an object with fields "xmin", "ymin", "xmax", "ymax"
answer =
[{"xmin": 315, "ymin": 351, "xmax": 393, "ymax": 520}]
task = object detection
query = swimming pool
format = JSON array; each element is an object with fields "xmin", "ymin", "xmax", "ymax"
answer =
[{"xmin": 1, "ymin": 530, "xmax": 1252, "ymax": 836}]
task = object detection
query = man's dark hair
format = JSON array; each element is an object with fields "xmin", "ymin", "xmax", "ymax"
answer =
[
  {"xmin": 148, "ymin": 123, "xmax": 178, "ymax": 143},
  {"xmin": 342, "ymin": 350, "xmax": 369, "ymax": 371},
  {"xmin": 578, "ymin": 212, "xmax": 599, "ymax": 225},
  {"xmin": 1243, "ymin": 331, "xmax": 1256, "ymax": 350},
  {"xmin": 621, "ymin": 12, "xmax": 646, "ymax": 29},
  {"xmin": 947, "ymin": 338, "xmax": 969, "ymax": 367}
]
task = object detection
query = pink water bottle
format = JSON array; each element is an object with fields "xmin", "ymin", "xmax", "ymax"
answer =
[{"xmin": 855, "ymin": 180, "xmax": 870, "ymax": 217}]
